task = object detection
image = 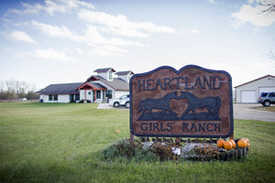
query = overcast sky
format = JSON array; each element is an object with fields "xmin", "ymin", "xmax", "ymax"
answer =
[{"xmin": 0, "ymin": 0, "xmax": 275, "ymax": 90}]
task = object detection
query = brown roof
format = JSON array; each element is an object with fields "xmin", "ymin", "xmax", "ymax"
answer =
[
  {"xmin": 234, "ymin": 75, "xmax": 275, "ymax": 88},
  {"xmin": 37, "ymin": 83, "xmax": 82, "ymax": 94},
  {"xmin": 76, "ymin": 82, "xmax": 107, "ymax": 90},
  {"xmin": 94, "ymin": 67, "xmax": 116, "ymax": 73},
  {"xmin": 115, "ymin": 71, "xmax": 134, "ymax": 75}
]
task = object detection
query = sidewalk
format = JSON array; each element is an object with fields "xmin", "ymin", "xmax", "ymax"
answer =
[{"xmin": 97, "ymin": 103, "xmax": 113, "ymax": 109}]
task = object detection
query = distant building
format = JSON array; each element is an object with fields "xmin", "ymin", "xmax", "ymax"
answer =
[
  {"xmin": 37, "ymin": 68, "xmax": 133, "ymax": 103},
  {"xmin": 234, "ymin": 75, "xmax": 275, "ymax": 103}
]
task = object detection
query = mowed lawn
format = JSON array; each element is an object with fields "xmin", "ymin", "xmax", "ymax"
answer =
[{"xmin": 0, "ymin": 103, "xmax": 274, "ymax": 183}]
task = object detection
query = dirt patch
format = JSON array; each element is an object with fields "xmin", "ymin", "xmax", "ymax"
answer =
[{"xmin": 250, "ymin": 106, "xmax": 275, "ymax": 112}]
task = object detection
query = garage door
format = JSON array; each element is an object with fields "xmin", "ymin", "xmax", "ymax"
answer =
[
  {"xmin": 259, "ymin": 87, "xmax": 275, "ymax": 94},
  {"xmin": 241, "ymin": 90, "xmax": 256, "ymax": 103}
]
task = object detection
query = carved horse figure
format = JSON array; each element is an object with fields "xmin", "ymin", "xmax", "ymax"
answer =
[
  {"xmin": 138, "ymin": 91, "xmax": 180, "ymax": 120},
  {"xmin": 179, "ymin": 92, "xmax": 221, "ymax": 120}
]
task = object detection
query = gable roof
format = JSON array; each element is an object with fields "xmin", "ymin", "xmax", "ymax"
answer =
[
  {"xmin": 94, "ymin": 67, "xmax": 116, "ymax": 73},
  {"xmin": 115, "ymin": 71, "xmax": 134, "ymax": 75},
  {"xmin": 234, "ymin": 75, "xmax": 275, "ymax": 88},
  {"xmin": 37, "ymin": 83, "xmax": 82, "ymax": 94},
  {"xmin": 75, "ymin": 82, "xmax": 107, "ymax": 90},
  {"xmin": 90, "ymin": 75, "xmax": 129, "ymax": 90}
]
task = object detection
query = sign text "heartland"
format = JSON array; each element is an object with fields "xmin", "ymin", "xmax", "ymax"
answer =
[{"xmin": 138, "ymin": 76, "xmax": 222, "ymax": 91}]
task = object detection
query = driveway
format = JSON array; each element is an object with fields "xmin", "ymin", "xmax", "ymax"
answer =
[
  {"xmin": 233, "ymin": 103, "xmax": 275, "ymax": 122},
  {"xmin": 98, "ymin": 103, "xmax": 274, "ymax": 122}
]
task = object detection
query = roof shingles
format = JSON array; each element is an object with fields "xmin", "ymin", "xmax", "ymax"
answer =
[{"xmin": 37, "ymin": 83, "xmax": 82, "ymax": 94}]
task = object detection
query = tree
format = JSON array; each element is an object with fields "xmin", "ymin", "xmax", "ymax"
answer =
[
  {"xmin": 0, "ymin": 79, "xmax": 38, "ymax": 100},
  {"xmin": 260, "ymin": 1, "xmax": 275, "ymax": 14},
  {"xmin": 267, "ymin": 50, "xmax": 275, "ymax": 60},
  {"xmin": 5, "ymin": 79, "xmax": 17, "ymax": 100}
]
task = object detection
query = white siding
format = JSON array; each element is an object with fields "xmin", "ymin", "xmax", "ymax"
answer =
[
  {"xmin": 41, "ymin": 94, "xmax": 70, "ymax": 103},
  {"xmin": 79, "ymin": 90, "xmax": 94, "ymax": 102},
  {"xmin": 259, "ymin": 87, "xmax": 275, "ymax": 94},
  {"xmin": 241, "ymin": 91, "xmax": 256, "ymax": 103},
  {"xmin": 114, "ymin": 90, "xmax": 129, "ymax": 99},
  {"xmin": 116, "ymin": 73, "xmax": 133, "ymax": 83},
  {"xmin": 58, "ymin": 95, "xmax": 70, "ymax": 103},
  {"xmin": 235, "ymin": 76, "xmax": 275, "ymax": 103}
]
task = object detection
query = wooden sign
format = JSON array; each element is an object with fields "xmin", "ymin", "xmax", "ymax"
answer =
[{"xmin": 130, "ymin": 65, "xmax": 233, "ymax": 138}]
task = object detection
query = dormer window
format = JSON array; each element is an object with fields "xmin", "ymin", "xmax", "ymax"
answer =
[
  {"xmin": 108, "ymin": 71, "xmax": 113, "ymax": 81},
  {"xmin": 93, "ymin": 68, "xmax": 116, "ymax": 81}
]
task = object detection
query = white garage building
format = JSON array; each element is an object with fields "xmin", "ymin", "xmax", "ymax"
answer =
[{"xmin": 234, "ymin": 75, "xmax": 275, "ymax": 103}]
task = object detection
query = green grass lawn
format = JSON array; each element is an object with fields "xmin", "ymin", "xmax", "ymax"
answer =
[{"xmin": 0, "ymin": 102, "xmax": 274, "ymax": 183}]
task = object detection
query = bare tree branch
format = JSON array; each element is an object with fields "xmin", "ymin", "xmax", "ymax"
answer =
[{"xmin": 259, "ymin": 1, "xmax": 275, "ymax": 14}]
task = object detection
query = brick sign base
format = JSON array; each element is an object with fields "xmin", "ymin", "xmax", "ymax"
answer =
[{"xmin": 130, "ymin": 65, "xmax": 233, "ymax": 138}]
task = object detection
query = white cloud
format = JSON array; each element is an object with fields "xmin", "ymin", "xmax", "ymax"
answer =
[
  {"xmin": 6, "ymin": 0, "xmax": 95, "ymax": 16},
  {"xmin": 84, "ymin": 25, "xmax": 145, "ymax": 47},
  {"xmin": 178, "ymin": 28, "xmax": 200, "ymax": 35},
  {"xmin": 232, "ymin": 2, "xmax": 275, "ymax": 27},
  {"xmin": 191, "ymin": 29, "xmax": 200, "ymax": 34},
  {"xmin": 9, "ymin": 31, "xmax": 37, "ymax": 44},
  {"xmin": 78, "ymin": 9, "xmax": 175, "ymax": 38},
  {"xmin": 206, "ymin": 0, "xmax": 215, "ymax": 3},
  {"xmin": 91, "ymin": 45, "xmax": 128, "ymax": 57},
  {"xmin": 19, "ymin": 48, "xmax": 79, "ymax": 62},
  {"xmin": 31, "ymin": 20, "xmax": 83, "ymax": 41}
]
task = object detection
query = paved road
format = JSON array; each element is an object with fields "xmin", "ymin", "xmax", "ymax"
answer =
[{"xmin": 233, "ymin": 104, "xmax": 275, "ymax": 122}]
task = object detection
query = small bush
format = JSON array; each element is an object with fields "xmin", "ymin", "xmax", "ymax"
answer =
[
  {"xmin": 190, "ymin": 144, "xmax": 221, "ymax": 161},
  {"xmin": 150, "ymin": 142, "xmax": 178, "ymax": 161},
  {"xmin": 78, "ymin": 99, "xmax": 91, "ymax": 103},
  {"xmin": 100, "ymin": 139, "xmax": 179, "ymax": 162}
]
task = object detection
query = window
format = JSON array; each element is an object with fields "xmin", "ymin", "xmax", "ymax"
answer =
[
  {"xmin": 108, "ymin": 71, "xmax": 113, "ymax": 80},
  {"xmin": 49, "ymin": 95, "xmax": 53, "ymax": 101},
  {"xmin": 75, "ymin": 94, "xmax": 80, "ymax": 100},
  {"xmin": 70, "ymin": 94, "xmax": 74, "ymax": 101},
  {"xmin": 54, "ymin": 94, "xmax": 58, "ymax": 101},
  {"xmin": 96, "ymin": 90, "xmax": 101, "ymax": 99},
  {"xmin": 106, "ymin": 90, "xmax": 112, "ymax": 99}
]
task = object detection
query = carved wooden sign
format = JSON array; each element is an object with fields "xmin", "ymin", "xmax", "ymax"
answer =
[{"xmin": 130, "ymin": 65, "xmax": 233, "ymax": 138}]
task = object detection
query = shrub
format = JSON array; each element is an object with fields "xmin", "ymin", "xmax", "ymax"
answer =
[
  {"xmin": 78, "ymin": 99, "xmax": 91, "ymax": 103},
  {"xmin": 150, "ymin": 142, "xmax": 178, "ymax": 161},
  {"xmin": 100, "ymin": 139, "xmax": 179, "ymax": 162}
]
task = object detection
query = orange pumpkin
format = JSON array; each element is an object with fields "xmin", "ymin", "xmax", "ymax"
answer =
[
  {"xmin": 244, "ymin": 138, "xmax": 249, "ymax": 144},
  {"xmin": 224, "ymin": 141, "xmax": 233, "ymax": 150},
  {"xmin": 247, "ymin": 143, "xmax": 250, "ymax": 148},
  {"xmin": 237, "ymin": 139, "xmax": 248, "ymax": 148},
  {"xmin": 229, "ymin": 139, "xmax": 236, "ymax": 148},
  {"xmin": 217, "ymin": 139, "xmax": 225, "ymax": 148}
]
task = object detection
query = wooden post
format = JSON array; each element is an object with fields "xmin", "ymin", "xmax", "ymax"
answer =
[
  {"xmin": 230, "ymin": 132, "xmax": 234, "ymax": 140},
  {"xmin": 84, "ymin": 89, "xmax": 87, "ymax": 102},
  {"xmin": 130, "ymin": 132, "xmax": 134, "ymax": 143},
  {"xmin": 176, "ymin": 137, "xmax": 180, "ymax": 146}
]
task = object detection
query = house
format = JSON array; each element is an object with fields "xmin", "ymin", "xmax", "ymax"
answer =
[
  {"xmin": 37, "ymin": 67, "xmax": 133, "ymax": 103},
  {"xmin": 234, "ymin": 75, "xmax": 275, "ymax": 103}
]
